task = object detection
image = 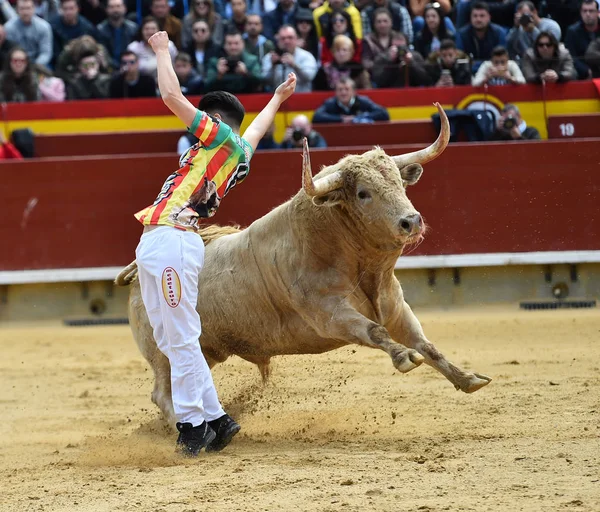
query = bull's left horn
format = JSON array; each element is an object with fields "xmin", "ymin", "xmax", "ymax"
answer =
[
  {"xmin": 302, "ymin": 137, "xmax": 343, "ymax": 198},
  {"xmin": 392, "ymin": 102, "xmax": 449, "ymax": 168}
]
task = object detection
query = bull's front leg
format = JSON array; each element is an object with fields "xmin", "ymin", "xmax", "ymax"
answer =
[{"xmin": 387, "ymin": 302, "xmax": 491, "ymax": 393}]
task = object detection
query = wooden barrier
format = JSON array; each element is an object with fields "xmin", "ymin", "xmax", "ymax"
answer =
[
  {"xmin": 3, "ymin": 138, "xmax": 600, "ymax": 271},
  {"xmin": 547, "ymin": 113, "xmax": 600, "ymax": 139}
]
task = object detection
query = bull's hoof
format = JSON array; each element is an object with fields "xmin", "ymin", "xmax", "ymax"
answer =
[
  {"xmin": 455, "ymin": 373, "xmax": 492, "ymax": 393},
  {"xmin": 394, "ymin": 349, "xmax": 425, "ymax": 374}
]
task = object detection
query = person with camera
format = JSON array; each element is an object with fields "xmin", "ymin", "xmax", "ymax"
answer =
[
  {"xmin": 262, "ymin": 24, "xmax": 317, "ymax": 92},
  {"xmin": 280, "ymin": 114, "xmax": 327, "ymax": 149},
  {"xmin": 426, "ymin": 39, "xmax": 472, "ymax": 86},
  {"xmin": 506, "ymin": 1, "xmax": 561, "ymax": 61},
  {"xmin": 472, "ymin": 46, "xmax": 525, "ymax": 85},
  {"xmin": 491, "ymin": 103, "xmax": 540, "ymax": 141},
  {"xmin": 204, "ymin": 29, "xmax": 262, "ymax": 93}
]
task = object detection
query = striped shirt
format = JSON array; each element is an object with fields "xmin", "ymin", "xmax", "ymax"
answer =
[{"xmin": 135, "ymin": 109, "xmax": 253, "ymax": 232}]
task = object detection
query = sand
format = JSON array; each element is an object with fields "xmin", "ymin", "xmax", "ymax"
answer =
[{"xmin": 1, "ymin": 306, "xmax": 599, "ymax": 512}]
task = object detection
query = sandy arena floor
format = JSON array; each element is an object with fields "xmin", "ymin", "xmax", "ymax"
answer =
[{"xmin": 1, "ymin": 306, "xmax": 599, "ymax": 512}]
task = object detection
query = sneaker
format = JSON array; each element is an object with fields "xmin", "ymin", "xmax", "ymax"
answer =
[
  {"xmin": 176, "ymin": 421, "xmax": 216, "ymax": 457},
  {"xmin": 206, "ymin": 414, "xmax": 241, "ymax": 452}
]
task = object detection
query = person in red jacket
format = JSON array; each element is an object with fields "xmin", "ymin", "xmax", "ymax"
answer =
[{"xmin": 0, "ymin": 131, "xmax": 24, "ymax": 160}]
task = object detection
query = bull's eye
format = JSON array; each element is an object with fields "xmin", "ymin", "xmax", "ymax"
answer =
[{"xmin": 357, "ymin": 190, "xmax": 371, "ymax": 200}]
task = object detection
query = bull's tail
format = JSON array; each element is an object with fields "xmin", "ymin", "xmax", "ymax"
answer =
[{"xmin": 114, "ymin": 224, "xmax": 243, "ymax": 287}]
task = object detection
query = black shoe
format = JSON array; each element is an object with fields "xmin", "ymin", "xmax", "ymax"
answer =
[
  {"xmin": 206, "ymin": 414, "xmax": 241, "ymax": 452},
  {"xmin": 176, "ymin": 421, "xmax": 216, "ymax": 457}
]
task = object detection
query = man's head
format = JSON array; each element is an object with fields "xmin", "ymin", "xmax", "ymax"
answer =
[
  {"xmin": 491, "ymin": 46, "xmax": 509, "ymax": 67},
  {"xmin": 499, "ymin": 103, "xmax": 522, "ymax": 129},
  {"xmin": 151, "ymin": 0, "xmax": 170, "ymax": 20},
  {"xmin": 470, "ymin": 1, "xmax": 491, "ymax": 30},
  {"xmin": 535, "ymin": 31, "xmax": 557, "ymax": 59},
  {"xmin": 515, "ymin": 0, "xmax": 537, "ymax": 20},
  {"xmin": 175, "ymin": 53, "xmax": 193, "ymax": 81},
  {"xmin": 198, "ymin": 91, "xmax": 245, "ymax": 132},
  {"xmin": 277, "ymin": 25, "xmax": 298, "ymax": 53},
  {"xmin": 106, "ymin": 0, "xmax": 126, "ymax": 23},
  {"xmin": 78, "ymin": 51, "xmax": 99, "ymax": 79},
  {"xmin": 290, "ymin": 114, "xmax": 312, "ymax": 136},
  {"xmin": 120, "ymin": 50, "xmax": 139, "ymax": 78},
  {"xmin": 439, "ymin": 38, "xmax": 458, "ymax": 67},
  {"xmin": 60, "ymin": 0, "xmax": 79, "ymax": 25},
  {"xmin": 223, "ymin": 30, "xmax": 245, "ymax": 57},
  {"xmin": 192, "ymin": 20, "xmax": 211, "ymax": 43},
  {"xmin": 230, "ymin": 0, "xmax": 247, "ymax": 17},
  {"xmin": 16, "ymin": 0, "xmax": 35, "ymax": 24},
  {"xmin": 245, "ymin": 14, "xmax": 263, "ymax": 37},
  {"xmin": 335, "ymin": 77, "xmax": 356, "ymax": 106},
  {"xmin": 279, "ymin": 0, "xmax": 295, "ymax": 11},
  {"xmin": 390, "ymin": 30, "xmax": 408, "ymax": 48},
  {"xmin": 580, "ymin": 0, "xmax": 599, "ymax": 27}
]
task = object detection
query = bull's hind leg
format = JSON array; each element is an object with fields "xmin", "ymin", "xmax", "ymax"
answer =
[
  {"xmin": 387, "ymin": 302, "xmax": 491, "ymax": 393},
  {"xmin": 149, "ymin": 350, "xmax": 178, "ymax": 426}
]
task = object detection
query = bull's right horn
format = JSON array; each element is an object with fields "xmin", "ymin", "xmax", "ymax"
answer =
[
  {"xmin": 392, "ymin": 102, "xmax": 450, "ymax": 169},
  {"xmin": 302, "ymin": 137, "xmax": 343, "ymax": 198}
]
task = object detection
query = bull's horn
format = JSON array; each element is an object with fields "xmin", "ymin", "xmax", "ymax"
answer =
[
  {"xmin": 392, "ymin": 102, "xmax": 450, "ymax": 169},
  {"xmin": 302, "ymin": 137, "xmax": 344, "ymax": 197}
]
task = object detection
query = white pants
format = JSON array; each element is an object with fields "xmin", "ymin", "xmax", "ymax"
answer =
[{"xmin": 135, "ymin": 226, "xmax": 224, "ymax": 426}]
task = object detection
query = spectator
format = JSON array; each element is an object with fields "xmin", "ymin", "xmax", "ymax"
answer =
[
  {"xmin": 312, "ymin": 77, "xmax": 389, "ymax": 123},
  {"xmin": 294, "ymin": 7, "xmax": 319, "ymax": 60},
  {"xmin": 361, "ymin": 0, "xmax": 412, "ymax": 43},
  {"xmin": 185, "ymin": 19, "xmax": 221, "ymax": 75},
  {"xmin": 127, "ymin": 16, "xmax": 178, "ymax": 77},
  {"xmin": 0, "ymin": 47, "xmax": 40, "ymax": 102},
  {"xmin": 411, "ymin": 0, "xmax": 454, "ymax": 33},
  {"xmin": 362, "ymin": 8, "xmax": 394, "ymax": 73},
  {"xmin": 97, "ymin": 0, "xmax": 138, "ymax": 68},
  {"xmin": 426, "ymin": 38, "xmax": 472, "ymax": 86},
  {"xmin": 262, "ymin": 25, "xmax": 317, "ymax": 91},
  {"xmin": 34, "ymin": 63, "xmax": 66, "ymax": 100},
  {"xmin": 457, "ymin": 1, "xmax": 506, "ymax": 70},
  {"xmin": 150, "ymin": 0, "xmax": 182, "ymax": 49},
  {"xmin": 223, "ymin": 0, "xmax": 249, "ymax": 35},
  {"xmin": 472, "ymin": 45, "xmax": 525, "ymax": 85},
  {"xmin": 109, "ymin": 49, "xmax": 157, "ymax": 97},
  {"xmin": 314, "ymin": 0, "xmax": 362, "ymax": 39},
  {"xmin": 313, "ymin": 34, "xmax": 371, "ymax": 89},
  {"xmin": 0, "ymin": 131, "xmax": 24, "ymax": 160},
  {"xmin": 0, "ymin": 0, "xmax": 17, "ymax": 24},
  {"xmin": 521, "ymin": 31, "xmax": 577, "ymax": 83},
  {"xmin": 0, "ymin": 24, "xmax": 17, "ymax": 68},
  {"xmin": 244, "ymin": 14, "xmax": 275, "ymax": 61},
  {"xmin": 79, "ymin": 0, "xmax": 106, "ymax": 25},
  {"xmin": 320, "ymin": 9, "xmax": 362, "ymax": 65},
  {"xmin": 263, "ymin": 0, "xmax": 299, "ymax": 41},
  {"xmin": 280, "ymin": 114, "xmax": 327, "ymax": 149},
  {"xmin": 491, "ymin": 103, "xmax": 541, "ymax": 140},
  {"xmin": 414, "ymin": 2, "xmax": 455, "ymax": 58},
  {"xmin": 545, "ymin": 0, "xmax": 581, "ymax": 35},
  {"xmin": 174, "ymin": 52, "xmax": 204, "ymax": 93},
  {"xmin": 32, "ymin": 0, "xmax": 59, "ymax": 21},
  {"xmin": 255, "ymin": 121, "xmax": 280, "ymax": 150},
  {"xmin": 247, "ymin": 0, "xmax": 276, "ymax": 17},
  {"xmin": 51, "ymin": 0, "xmax": 101, "ymax": 60},
  {"xmin": 204, "ymin": 30, "xmax": 262, "ymax": 93},
  {"xmin": 5, "ymin": 0, "xmax": 53, "ymax": 67},
  {"xmin": 409, "ymin": 0, "xmax": 452, "ymax": 20},
  {"xmin": 565, "ymin": 0, "xmax": 599, "ymax": 80},
  {"xmin": 67, "ymin": 50, "xmax": 111, "ymax": 98},
  {"xmin": 455, "ymin": 0, "xmax": 515, "ymax": 29},
  {"xmin": 371, "ymin": 30, "xmax": 431, "ymax": 87},
  {"xmin": 584, "ymin": 37, "xmax": 600, "ymax": 77},
  {"xmin": 506, "ymin": 1, "xmax": 561, "ymax": 60},
  {"xmin": 55, "ymin": 34, "xmax": 111, "ymax": 83},
  {"xmin": 182, "ymin": 0, "xmax": 225, "ymax": 48}
]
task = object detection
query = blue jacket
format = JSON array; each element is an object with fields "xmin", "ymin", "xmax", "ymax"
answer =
[
  {"xmin": 457, "ymin": 23, "xmax": 506, "ymax": 68},
  {"xmin": 312, "ymin": 95, "xmax": 389, "ymax": 124},
  {"xmin": 565, "ymin": 21, "xmax": 599, "ymax": 79},
  {"xmin": 262, "ymin": 4, "xmax": 298, "ymax": 41},
  {"xmin": 97, "ymin": 19, "xmax": 139, "ymax": 68}
]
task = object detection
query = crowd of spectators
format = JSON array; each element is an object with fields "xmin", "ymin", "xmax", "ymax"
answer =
[{"xmin": 0, "ymin": 0, "xmax": 597, "ymax": 103}]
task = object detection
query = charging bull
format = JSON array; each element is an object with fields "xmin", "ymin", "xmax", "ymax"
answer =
[{"xmin": 116, "ymin": 103, "xmax": 491, "ymax": 426}]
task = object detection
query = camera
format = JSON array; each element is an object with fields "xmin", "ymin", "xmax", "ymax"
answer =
[
  {"xmin": 519, "ymin": 13, "xmax": 532, "ymax": 26},
  {"xmin": 274, "ymin": 46, "xmax": 286, "ymax": 56},
  {"xmin": 292, "ymin": 128, "xmax": 304, "ymax": 142},
  {"xmin": 226, "ymin": 57, "xmax": 239, "ymax": 72},
  {"xmin": 397, "ymin": 45, "xmax": 408, "ymax": 59},
  {"xmin": 503, "ymin": 115, "xmax": 517, "ymax": 130}
]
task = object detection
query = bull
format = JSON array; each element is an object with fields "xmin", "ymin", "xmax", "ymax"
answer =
[{"xmin": 116, "ymin": 103, "xmax": 491, "ymax": 427}]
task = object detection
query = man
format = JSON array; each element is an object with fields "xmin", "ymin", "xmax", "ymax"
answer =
[
  {"xmin": 204, "ymin": 30, "xmax": 262, "ymax": 94},
  {"xmin": 262, "ymin": 0, "xmax": 298, "ymax": 41},
  {"xmin": 472, "ymin": 45, "xmax": 525, "ymax": 85},
  {"xmin": 585, "ymin": 37, "xmax": 600, "ymax": 77},
  {"xmin": 312, "ymin": 77, "xmax": 389, "ymax": 124},
  {"xmin": 426, "ymin": 38, "xmax": 472, "ymax": 86},
  {"xmin": 134, "ymin": 30, "xmax": 296, "ymax": 456},
  {"xmin": 457, "ymin": 1, "xmax": 506, "ymax": 70},
  {"xmin": 151, "ymin": 0, "xmax": 182, "ymax": 49},
  {"xmin": 223, "ymin": 0, "xmax": 249, "ymax": 35},
  {"xmin": 565, "ymin": 0, "xmax": 600, "ymax": 79},
  {"xmin": 109, "ymin": 49, "xmax": 157, "ymax": 97},
  {"xmin": 280, "ymin": 114, "xmax": 327, "ymax": 148},
  {"xmin": 174, "ymin": 52, "xmax": 204, "ymax": 94},
  {"xmin": 361, "ymin": 0, "xmax": 412, "ymax": 43},
  {"xmin": 51, "ymin": 0, "xmax": 100, "ymax": 60},
  {"xmin": 506, "ymin": 1, "xmax": 561, "ymax": 60},
  {"xmin": 521, "ymin": 31, "xmax": 577, "ymax": 83},
  {"xmin": 314, "ymin": 0, "xmax": 362, "ymax": 39},
  {"xmin": 97, "ymin": 0, "xmax": 138, "ymax": 68},
  {"xmin": 4, "ymin": 0, "xmax": 53, "ymax": 66},
  {"xmin": 491, "ymin": 104, "xmax": 540, "ymax": 140},
  {"xmin": 262, "ymin": 24, "xmax": 317, "ymax": 92},
  {"xmin": 67, "ymin": 51, "xmax": 111, "ymax": 99},
  {"xmin": 244, "ymin": 14, "xmax": 275, "ymax": 61}
]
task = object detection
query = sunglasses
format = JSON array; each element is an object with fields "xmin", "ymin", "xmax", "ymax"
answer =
[
  {"xmin": 80, "ymin": 61, "xmax": 97, "ymax": 69},
  {"xmin": 332, "ymin": 17, "xmax": 345, "ymax": 23},
  {"xmin": 537, "ymin": 42, "xmax": 553, "ymax": 48}
]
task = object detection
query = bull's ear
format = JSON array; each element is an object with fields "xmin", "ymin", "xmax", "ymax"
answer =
[
  {"xmin": 400, "ymin": 163, "xmax": 423, "ymax": 186},
  {"xmin": 312, "ymin": 189, "xmax": 345, "ymax": 207}
]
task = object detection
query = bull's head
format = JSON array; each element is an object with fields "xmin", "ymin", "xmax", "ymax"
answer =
[{"xmin": 302, "ymin": 103, "xmax": 449, "ymax": 249}]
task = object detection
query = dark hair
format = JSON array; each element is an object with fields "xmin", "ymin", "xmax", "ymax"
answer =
[
  {"xmin": 198, "ymin": 91, "xmax": 245, "ymax": 129},
  {"xmin": 137, "ymin": 16, "xmax": 160, "ymax": 42},
  {"xmin": 491, "ymin": 45, "xmax": 508, "ymax": 57},
  {"xmin": 580, "ymin": 0, "xmax": 598, "ymax": 8},
  {"xmin": 120, "ymin": 50, "xmax": 137, "ymax": 61},
  {"xmin": 224, "ymin": 28, "xmax": 243, "ymax": 39},
  {"xmin": 192, "ymin": 0, "xmax": 217, "ymax": 29},
  {"xmin": 78, "ymin": 49, "xmax": 97, "ymax": 62},
  {"xmin": 2, "ymin": 47, "xmax": 37, "ymax": 102},
  {"xmin": 534, "ymin": 30, "xmax": 559, "ymax": 58},
  {"xmin": 420, "ymin": 3, "xmax": 449, "ymax": 44},
  {"xmin": 175, "ymin": 52, "xmax": 192, "ymax": 63},
  {"xmin": 516, "ymin": 0, "xmax": 535, "ymax": 11},
  {"xmin": 471, "ymin": 1, "xmax": 490, "ymax": 12},
  {"xmin": 325, "ymin": 9, "xmax": 356, "ymax": 48},
  {"xmin": 60, "ymin": 0, "xmax": 79, "ymax": 6},
  {"xmin": 440, "ymin": 38, "xmax": 456, "ymax": 50}
]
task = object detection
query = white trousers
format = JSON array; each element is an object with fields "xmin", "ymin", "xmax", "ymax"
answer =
[{"xmin": 135, "ymin": 226, "xmax": 224, "ymax": 426}]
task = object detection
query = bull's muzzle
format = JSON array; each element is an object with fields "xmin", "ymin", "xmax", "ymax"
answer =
[{"xmin": 399, "ymin": 213, "xmax": 422, "ymax": 236}]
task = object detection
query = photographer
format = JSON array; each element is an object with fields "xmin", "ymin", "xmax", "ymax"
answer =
[
  {"xmin": 506, "ymin": 1, "xmax": 562, "ymax": 60},
  {"xmin": 426, "ymin": 39, "xmax": 471, "ymax": 86},
  {"xmin": 280, "ymin": 114, "xmax": 327, "ymax": 149},
  {"xmin": 491, "ymin": 104, "xmax": 540, "ymax": 141}
]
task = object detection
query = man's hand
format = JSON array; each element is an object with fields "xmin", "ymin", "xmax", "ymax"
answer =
[
  {"xmin": 217, "ymin": 57, "xmax": 228, "ymax": 76},
  {"xmin": 270, "ymin": 51, "xmax": 281, "ymax": 64},
  {"xmin": 436, "ymin": 74, "xmax": 453, "ymax": 87},
  {"xmin": 235, "ymin": 60, "xmax": 248, "ymax": 75},
  {"xmin": 541, "ymin": 69, "xmax": 558, "ymax": 83},
  {"xmin": 274, "ymin": 72, "xmax": 296, "ymax": 102},
  {"xmin": 148, "ymin": 31, "xmax": 170, "ymax": 54},
  {"xmin": 341, "ymin": 115, "xmax": 355, "ymax": 123},
  {"xmin": 283, "ymin": 126, "xmax": 293, "ymax": 142},
  {"xmin": 509, "ymin": 125, "xmax": 522, "ymax": 139},
  {"xmin": 281, "ymin": 53, "xmax": 295, "ymax": 67}
]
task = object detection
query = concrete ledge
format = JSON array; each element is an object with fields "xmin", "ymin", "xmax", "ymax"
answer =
[{"xmin": 0, "ymin": 266, "xmax": 125, "ymax": 285}]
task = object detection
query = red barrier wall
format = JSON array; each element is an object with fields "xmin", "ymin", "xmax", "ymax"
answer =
[{"xmin": 2, "ymin": 139, "xmax": 599, "ymax": 271}]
